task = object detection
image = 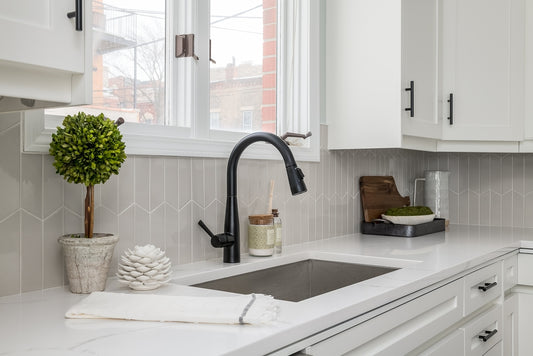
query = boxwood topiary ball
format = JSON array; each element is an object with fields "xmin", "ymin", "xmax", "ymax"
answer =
[{"xmin": 49, "ymin": 112, "xmax": 127, "ymax": 186}]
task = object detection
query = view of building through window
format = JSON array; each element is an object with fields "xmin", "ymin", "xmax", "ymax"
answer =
[
  {"xmin": 48, "ymin": 0, "xmax": 276, "ymax": 136},
  {"xmin": 210, "ymin": 0, "xmax": 277, "ymax": 134},
  {"xmin": 48, "ymin": 0, "xmax": 166, "ymax": 125}
]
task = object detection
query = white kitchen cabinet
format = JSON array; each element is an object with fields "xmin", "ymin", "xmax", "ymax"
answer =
[
  {"xmin": 328, "ymin": 0, "xmax": 528, "ymax": 153},
  {"xmin": 463, "ymin": 262, "xmax": 502, "ymax": 316},
  {"xmin": 325, "ymin": 0, "xmax": 436, "ymax": 150},
  {"xmin": 503, "ymin": 294, "xmax": 518, "ymax": 356},
  {"xmin": 439, "ymin": 0, "xmax": 525, "ymax": 142},
  {"xmin": 484, "ymin": 342, "xmax": 503, "ymax": 356},
  {"xmin": 460, "ymin": 304, "xmax": 502, "ymax": 356},
  {"xmin": 0, "ymin": 0, "xmax": 92, "ymax": 112},
  {"xmin": 303, "ymin": 279, "xmax": 464, "ymax": 355},
  {"xmin": 326, "ymin": 0, "xmax": 402, "ymax": 150},
  {"xmin": 503, "ymin": 255, "xmax": 518, "ymax": 291},
  {"xmin": 517, "ymin": 291, "xmax": 533, "ymax": 356},
  {"xmin": 326, "ymin": 0, "xmax": 444, "ymax": 150},
  {"xmin": 502, "ymin": 255, "xmax": 519, "ymax": 355},
  {"xmin": 417, "ymin": 329, "xmax": 465, "ymax": 356},
  {"xmin": 417, "ymin": 262, "xmax": 503, "ymax": 356},
  {"xmin": 517, "ymin": 251, "xmax": 533, "ymax": 356},
  {"xmin": 524, "ymin": 0, "xmax": 533, "ymax": 144},
  {"xmin": 297, "ymin": 259, "xmax": 511, "ymax": 356},
  {"xmin": 401, "ymin": 0, "xmax": 441, "ymax": 139}
]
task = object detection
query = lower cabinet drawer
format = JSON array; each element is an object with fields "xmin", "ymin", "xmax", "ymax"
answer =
[
  {"xmin": 417, "ymin": 328, "xmax": 465, "ymax": 356},
  {"xmin": 305, "ymin": 279, "xmax": 464, "ymax": 356},
  {"xmin": 483, "ymin": 341, "xmax": 502, "ymax": 356},
  {"xmin": 464, "ymin": 262, "xmax": 502, "ymax": 316},
  {"xmin": 460, "ymin": 304, "xmax": 502, "ymax": 356}
]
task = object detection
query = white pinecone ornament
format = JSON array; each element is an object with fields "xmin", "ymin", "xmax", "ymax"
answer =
[{"xmin": 117, "ymin": 244, "xmax": 172, "ymax": 290}]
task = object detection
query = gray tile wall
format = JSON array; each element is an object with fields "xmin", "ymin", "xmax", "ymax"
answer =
[{"xmin": 0, "ymin": 116, "xmax": 531, "ymax": 296}]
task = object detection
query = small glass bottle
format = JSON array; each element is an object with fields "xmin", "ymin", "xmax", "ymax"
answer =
[
  {"xmin": 248, "ymin": 214, "xmax": 275, "ymax": 256},
  {"xmin": 272, "ymin": 209, "xmax": 282, "ymax": 254}
]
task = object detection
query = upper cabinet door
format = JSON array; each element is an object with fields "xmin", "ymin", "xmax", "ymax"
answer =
[
  {"xmin": 401, "ymin": 0, "xmax": 441, "ymax": 139},
  {"xmin": 326, "ymin": 0, "xmax": 402, "ymax": 150},
  {"xmin": 441, "ymin": 0, "xmax": 525, "ymax": 141},
  {"xmin": 525, "ymin": 1, "xmax": 533, "ymax": 140},
  {"xmin": 0, "ymin": 0, "xmax": 91, "ymax": 112},
  {"xmin": 0, "ymin": 0, "xmax": 84, "ymax": 73}
]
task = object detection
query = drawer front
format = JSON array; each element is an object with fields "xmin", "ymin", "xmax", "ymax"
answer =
[
  {"xmin": 503, "ymin": 255, "xmax": 518, "ymax": 291},
  {"xmin": 464, "ymin": 262, "xmax": 502, "ymax": 316},
  {"xmin": 483, "ymin": 341, "xmax": 502, "ymax": 356},
  {"xmin": 461, "ymin": 305, "xmax": 502, "ymax": 356},
  {"xmin": 418, "ymin": 328, "xmax": 465, "ymax": 356},
  {"xmin": 306, "ymin": 279, "xmax": 464, "ymax": 356}
]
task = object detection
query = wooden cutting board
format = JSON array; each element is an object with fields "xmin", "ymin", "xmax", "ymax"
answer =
[{"xmin": 360, "ymin": 176, "xmax": 410, "ymax": 222}]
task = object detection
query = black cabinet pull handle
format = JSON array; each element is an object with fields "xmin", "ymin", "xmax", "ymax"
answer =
[
  {"xmin": 405, "ymin": 81, "xmax": 415, "ymax": 117},
  {"xmin": 447, "ymin": 93, "xmax": 453, "ymax": 125},
  {"xmin": 67, "ymin": 0, "xmax": 83, "ymax": 31},
  {"xmin": 478, "ymin": 329, "xmax": 498, "ymax": 342},
  {"xmin": 478, "ymin": 281, "xmax": 497, "ymax": 292}
]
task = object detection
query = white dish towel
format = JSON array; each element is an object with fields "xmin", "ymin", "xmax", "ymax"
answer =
[{"xmin": 65, "ymin": 292, "xmax": 279, "ymax": 325}]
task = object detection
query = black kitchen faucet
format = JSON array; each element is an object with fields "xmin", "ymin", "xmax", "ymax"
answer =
[{"xmin": 198, "ymin": 132, "xmax": 307, "ymax": 263}]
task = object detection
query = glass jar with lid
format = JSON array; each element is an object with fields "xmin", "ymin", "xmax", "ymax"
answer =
[{"xmin": 248, "ymin": 214, "xmax": 275, "ymax": 256}]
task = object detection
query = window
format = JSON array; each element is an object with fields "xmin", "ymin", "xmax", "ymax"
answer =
[
  {"xmin": 47, "ymin": 0, "xmax": 167, "ymax": 125},
  {"xmin": 25, "ymin": 0, "xmax": 320, "ymax": 161},
  {"xmin": 210, "ymin": 1, "xmax": 275, "ymax": 134},
  {"xmin": 210, "ymin": 111, "xmax": 221, "ymax": 129},
  {"xmin": 242, "ymin": 110, "xmax": 253, "ymax": 131}
]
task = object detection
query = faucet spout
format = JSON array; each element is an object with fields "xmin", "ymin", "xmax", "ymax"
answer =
[
  {"xmin": 198, "ymin": 132, "xmax": 307, "ymax": 263},
  {"xmin": 226, "ymin": 132, "xmax": 307, "ymax": 197}
]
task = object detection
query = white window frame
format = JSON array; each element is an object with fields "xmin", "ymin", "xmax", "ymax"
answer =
[{"xmin": 23, "ymin": 0, "xmax": 320, "ymax": 162}]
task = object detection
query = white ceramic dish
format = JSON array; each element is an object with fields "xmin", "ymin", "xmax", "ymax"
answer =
[{"xmin": 381, "ymin": 214, "xmax": 435, "ymax": 225}]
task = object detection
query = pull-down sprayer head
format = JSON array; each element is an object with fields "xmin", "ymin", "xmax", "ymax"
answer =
[{"xmin": 286, "ymin": 165, "xmax": 307, "ymax": 195}]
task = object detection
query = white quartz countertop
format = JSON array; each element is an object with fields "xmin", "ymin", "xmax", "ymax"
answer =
[{"xmin": 2, "ymin": 225, "xmax": 533, "ymax": 356}]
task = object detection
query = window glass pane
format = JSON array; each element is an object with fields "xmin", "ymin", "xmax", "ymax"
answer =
[
  {"xmin": 210, "ymin": 0, "xmax": 276, "ymax": 134},
  {"xmin": 242, "ymin": 110, "xmax": 253, "ymax": 131},
  {"xmin": 47, "ymin": 0, "xmax": 166, "ymax": 125},
  {"xmin": 210, "ymin": 111, "xmax": 221, "ymax": 129}
]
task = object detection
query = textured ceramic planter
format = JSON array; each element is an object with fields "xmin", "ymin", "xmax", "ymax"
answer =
[{"xmin": 58, "ymin": 233, "xmax": 119, "ymax": 294}]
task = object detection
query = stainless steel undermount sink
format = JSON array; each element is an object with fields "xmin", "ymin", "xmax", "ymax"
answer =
[{"xmin": 193, "ymin": 259, "xmax": 398, "ymax": 302}]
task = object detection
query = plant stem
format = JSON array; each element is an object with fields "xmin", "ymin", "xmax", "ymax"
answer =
[{"xmin": 85, "ymin": 185, "xmax": 94, "ymax": 238}]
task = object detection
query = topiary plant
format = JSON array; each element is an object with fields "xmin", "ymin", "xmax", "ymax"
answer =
[{"xmin": 49, "ymin": 112, "xmax": 126, "ymax": 238}]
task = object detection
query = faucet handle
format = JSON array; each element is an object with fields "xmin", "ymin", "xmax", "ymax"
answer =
[
  {"xmin": 280, "ymin": 131, "xmax": 312, "ymax": 145},
  {"xmin": 198, "ymin": 220, "xmax": 235, "ymax": 248}
]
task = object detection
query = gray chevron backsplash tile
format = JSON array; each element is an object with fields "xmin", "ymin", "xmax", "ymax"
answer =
[{"xmin": 3, "ymin": 119, "xmax": 533, "ymax": 296}]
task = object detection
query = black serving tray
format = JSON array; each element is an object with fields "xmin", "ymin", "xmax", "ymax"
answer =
[{"xmin": 361, "ymin": 218, "xmax": 445, "ymax": 238}]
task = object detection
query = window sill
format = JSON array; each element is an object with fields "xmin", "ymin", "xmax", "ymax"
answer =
[{"xmin": 22, "ymin": 110, "xmax": 320, "ymax": 162}]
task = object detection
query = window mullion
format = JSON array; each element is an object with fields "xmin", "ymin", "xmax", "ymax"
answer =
[
  {"xmin": 193, "ymin": 0, "xmax": 210, "ymax": 139},
  {"xmin": 172, "ymin": 0, "xmax": 200, "ymax": 134},
  {"xmin": 277, "ymin": 0, "xmax": 318, "ymax": 151},
  {"xmin": 166, "ymin": 0, "xmax": 175, "ymax": 127}
]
